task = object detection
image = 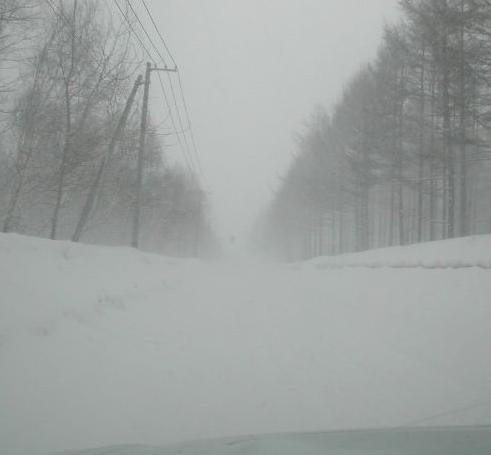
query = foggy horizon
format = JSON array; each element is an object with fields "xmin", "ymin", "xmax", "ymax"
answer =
[{"xmin": 147, "ymin": 0, "xmax": 401, "ymax": 240}]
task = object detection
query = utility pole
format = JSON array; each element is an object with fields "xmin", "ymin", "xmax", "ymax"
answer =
[
  {"xmin": 132, "ymin": 63, "xmax": 151, "ymax": 249},
  {"xmin": 72, "ymin": 74, "xmax": 143, "ymax": 242},
  {"xmin": 132, "ymin": 62, "xmax": 177, "ymax": 249}
]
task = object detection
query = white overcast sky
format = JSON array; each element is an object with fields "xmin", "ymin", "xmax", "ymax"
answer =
[{"xmin": 142, "ymin": 0, "xmax": 401, "ymax": 240}]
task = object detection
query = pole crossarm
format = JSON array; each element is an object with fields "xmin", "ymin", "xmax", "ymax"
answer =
[{"xmin": 150, "ymin": 66, "xmax": 178, "ymax": 73}]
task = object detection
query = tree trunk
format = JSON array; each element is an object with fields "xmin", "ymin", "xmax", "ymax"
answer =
[
  {"xmin": 397, "ymin": 65, "xmax": 406, "ymax": 245},
  {"xmin": 417, "ymin": 46, "xmax": 426, "ymax": 242},
  {"xmin": 458, "ymin": 0, "xmax": 467, "ymax": 236}
]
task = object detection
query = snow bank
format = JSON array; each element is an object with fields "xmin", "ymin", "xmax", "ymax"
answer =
[
  {"xmin": 0, "ymin": 233, "xmax": 193, "ymax": 346},
  {"xmin": 1, "ymin": 234, "xmax": 491, "ymax": 455},
  {"xmin": 310, "ymin": 235, "xmax": 491, "ymax": 269}
]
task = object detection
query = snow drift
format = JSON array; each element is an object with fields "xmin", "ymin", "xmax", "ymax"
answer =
[
  {"xmin": 1, "ymin": 233, "xmax": 491, "ymax": 455},
  {"xmin": 310, "ymin": 235, "xmax": 491, "ymax": 269}
]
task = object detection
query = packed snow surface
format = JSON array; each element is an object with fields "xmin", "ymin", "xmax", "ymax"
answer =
[
  {"xmin": 48, "ymin": 427, "xmax": 491, "ymax": 455},
  {"xmin": 1, "ymin": 234, "xmax": 491, "ymax": 455}
]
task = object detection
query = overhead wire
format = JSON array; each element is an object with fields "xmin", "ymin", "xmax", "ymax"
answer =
[
  {"xmin": 120, "ymin": 0, "xmax": 198, "ymax": 174},
  {"xmin": 137, "ymin": 0, "xmax": 203, "ymax": 175},
  {"xmin": 112, "ymin": 0, "xmax": 197, "ymax": 174},
  {"xmin": 112, "ymin": 0, "xmax": 155, "ymax": 64},
  {"xmin": 140, "ymin": 0, "xmax": 177, "ymax": 68},
  {"xmin": 122, "ymin": 0, "xmax": 197, "ymax": 173},
  {"xmin": 45, "ymin": 0, "xmax": 199, "ymax": 173},
  {"xmin": 177, "ymin": 71, "xmax": 202, "ymax": 173},
  {"xmin": 156, "ymin": 70, "xmax": 197, "ymax": 173},
  {"xmin": 163, "ymin": 68, "xmax": 199, "ymax": 173},
  {"xmin": 123, "ymin": 0, "xmax": 169, "ymax": 68}
]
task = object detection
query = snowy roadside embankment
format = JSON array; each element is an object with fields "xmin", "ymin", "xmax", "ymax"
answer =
[
  {"xmin": 1, "ymin": 234, "xmax": 491, "ymax": 455},
  {"xmin": 0, "ymin": 233, "xmax": 195, "ymax": 346},
  {"xmin": 310, "ymin": 236, "xmax": 491, "ymax": 269}
]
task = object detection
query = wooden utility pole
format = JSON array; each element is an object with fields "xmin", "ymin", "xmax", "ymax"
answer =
[
  {"xmin": 72, "ymin": 74, "xmax": 143, "ymax": 242},
  {"xmin": 132, "ymin": 62, "xmax": 177, "ymax": 249},
  {"xmin": 132, "ymin": 63, "xmax": 151, "ymax": 249}
]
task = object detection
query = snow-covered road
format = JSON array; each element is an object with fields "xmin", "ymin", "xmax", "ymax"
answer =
[{"xmin": 1, "ymin": 234, "xmax": 491, "ymax": 455}]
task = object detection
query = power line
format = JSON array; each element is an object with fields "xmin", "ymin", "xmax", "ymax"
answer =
[
  {"xmin": 118, "ymin": 0, "xmax": 199, "ymax": 175},
  {"xmin": 177, "ymin": 71, "xmax": 203, "ymax": 173},
  {"xmin": 166, "ymin": 70, "xmax": 199, "ymax": 172},
  {"xmin": 113, "ymin": 0, "xmax": 196, "ymax": 174},
  {"xmin": 123, "ymin": 0, "xmax": 169, "ymax": 68},
  {"xmin": 167, "ymin": 72, "xmax": 202, "ymax": 175},
  {"xmin": 137, "ymin": 0, "xmax": 203, "ymax": 175},
  {"xmin": 140, "ymin": 0, "xmax": 177, "ymax": 68},
  {"xmin": 112, "ymin": 0, "xmax": 156, "ymax": 64},
  {"xmin": 156, "ymin": 71, "xmax": 197, "ymax": 173}
]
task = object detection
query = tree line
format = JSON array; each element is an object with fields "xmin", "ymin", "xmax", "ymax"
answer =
[
  {"xmin": 0, "ymin": 0, "xmax": 217, "ymax": 257},
  {"xmin": 258, "ymin": 0, "xmax": 491, "ymax": 261}
]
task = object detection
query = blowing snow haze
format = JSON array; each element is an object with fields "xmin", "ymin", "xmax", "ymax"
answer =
[
  {"xmin": 3, "ymin": 1, "xmax": 491, "ymax": 455},
  {"xmin": 150, "ymin": 0, "xmax": 400, "ymax": 239}
]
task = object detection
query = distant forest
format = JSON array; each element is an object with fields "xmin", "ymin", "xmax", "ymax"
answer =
[
  {"xmin": 259, "ymin": 0, "xmax": 491, "ymax": 260},
  {"xmin": 0, "ymin": 1, "xmax": 216, "ymax": 257}
]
